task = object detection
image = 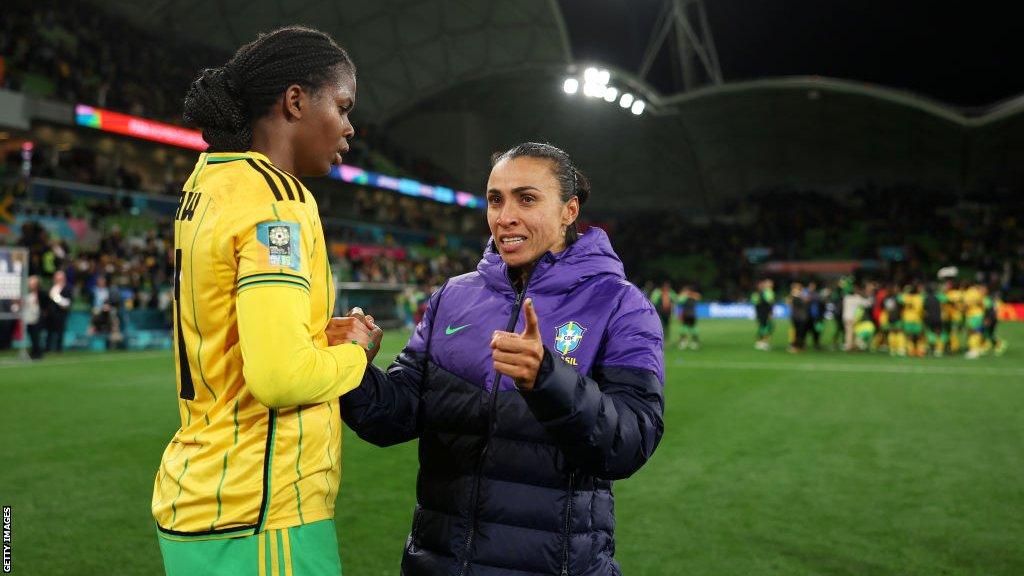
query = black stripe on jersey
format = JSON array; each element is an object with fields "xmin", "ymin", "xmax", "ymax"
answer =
[
  {"xmin": 261, "ymin": 160, "xmax": 306, "ymax": 203},
  {"xmin": 258, "ymin": 160, "xmax": 296, "ymax": 201},
  {"xmin": 237, "ymin": 272, "xmax": 311, "ymax": 290},
  {"xmin": 174, "ymin": 248, "xmax": 196, "ymax": 401},
  {"xmin": 254, "ymin": 409, "xmax": 277, "ymax": 533},
  {"xmin": 157, "ymin": 523, "xmax": 256, "ymax": 538},
  {"xmin": 245, "ymin": 159, "xmax": 284, "ymax": 201},
  {"xmin": 237, "ymin": 279, "xmax": 310, "ymax": 293}
]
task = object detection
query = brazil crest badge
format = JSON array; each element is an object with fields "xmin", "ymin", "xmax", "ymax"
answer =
[{"xmin": 555, "ymin": 321, "xmax": 586, "ymax": 356}]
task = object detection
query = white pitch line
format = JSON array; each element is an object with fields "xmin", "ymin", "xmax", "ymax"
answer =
[
  {"xmin": 674, "ymin": 359, "xmax": 1024, "ymax": 377},
  {"xmin": 0, "ymin": 351, "xmax": 170, "ymax": 370}
]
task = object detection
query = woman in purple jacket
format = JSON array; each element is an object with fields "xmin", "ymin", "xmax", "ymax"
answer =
[{"xmin": 333, "ymin": 142, "xmax": 665, "ymax": 576}]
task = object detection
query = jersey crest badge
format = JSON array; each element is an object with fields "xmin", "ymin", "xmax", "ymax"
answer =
[{"xmin": 257, "ymin": 221, "xmax": 301, "ymax": 271}]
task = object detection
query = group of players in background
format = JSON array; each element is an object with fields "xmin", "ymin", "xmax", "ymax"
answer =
[
  {"xmin": 649, "ymin": 277, "xmax": 1009, "ymax": 359},
  {"xmin": 749, "ymin": 277, "xmax": 1009, "ymax": 359}
]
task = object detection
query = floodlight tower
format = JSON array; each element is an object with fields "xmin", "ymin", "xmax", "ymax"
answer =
[{"xmin": 639, "ymin": 0, "xmax": 723, "ymax": 91}]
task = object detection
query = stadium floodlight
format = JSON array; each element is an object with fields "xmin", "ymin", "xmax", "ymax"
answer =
[
  {"xmin": 598, "ymin": 69, "xmax": 610, "ymax": 86},
  {"xmin": 603, "ymin": 86, "xmax": 619, "ymax": 102},
  {"xmin": 583, "ymin": 81, "xmax": 605, "ymax": 98},
  {"xmin": 583, "ymin": 67, "xmax": 600, "ymax": 84},
  {"xmin": 631, "ymin": 100, "xmax": 645, "ymax": 115},
  {"xmin": 619, "ymin": 93, "xmax": 634, "ymax": 108},
  {"xmin": 563, "ymin": 78, "xmax": 579, "ymax": 95}
]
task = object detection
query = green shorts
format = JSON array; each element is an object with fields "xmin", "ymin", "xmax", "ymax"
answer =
[
  {"xmin": 158, "ymin": 519, "xmax": 341, "ymax": 576},
  {"xmin": 903, "ymin": 321, "xmax": 923, "ymax": 336},
  {"xmin": 967, "ymin": 314, "xmax": 985, "ymax": 332}
]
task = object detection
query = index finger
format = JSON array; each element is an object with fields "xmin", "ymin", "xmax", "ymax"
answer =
[{"xmin": 521, "ymin": 298, "xmax": 540, "ymax": 338}]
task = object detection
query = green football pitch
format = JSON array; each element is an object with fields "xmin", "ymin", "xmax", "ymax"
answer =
[{"xmin": 2, "ymin": 319, "xmax": 1022, "ymax": 575}]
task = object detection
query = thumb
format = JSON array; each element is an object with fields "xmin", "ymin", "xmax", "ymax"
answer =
[{"xmin": 521, "ymin": 298, "xmax": 540, "ymax": 339}]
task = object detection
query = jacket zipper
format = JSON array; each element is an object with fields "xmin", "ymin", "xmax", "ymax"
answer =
[
  {"xmin": 560, "ymin": 472, "xmax": 575, "ymax": 576},
  {"xmin": 459, "ymin": 279, "xmax": 529, "ymax": 576}
]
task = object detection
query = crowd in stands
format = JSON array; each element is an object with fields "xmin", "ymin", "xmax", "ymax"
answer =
[
  {"xmin": 347, "ymin": 187, "xmax": 484, "ymax": 235},
  {"xmin": 7, "ymin": 219, "xmax": 174, "ymax": 356},
  {"xmin": 340, "ymin": 247, "xmax": 480, "ymax": 287},
  {"xmin": 1, "ymin": 0, "xmax": 464, "ymax": 191},
  {"xmin": 5, "ymin": 142, "xmax": 485, "ymax": 238},
  {"xmin": 2, "ymin": 191, "xmax": 486, "ymax": 353},
  {"xmin": 1, "ymin": 0, "xmax": 218, "ymax": 123}
]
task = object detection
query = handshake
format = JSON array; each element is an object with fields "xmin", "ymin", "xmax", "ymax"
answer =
[
  {"xmin": 326, "ymin": 307, "xmax": 384, "ymax": 362},
  {"xmin": 325, "ymin": 299, "xmax": 546, "ymax": 389}
]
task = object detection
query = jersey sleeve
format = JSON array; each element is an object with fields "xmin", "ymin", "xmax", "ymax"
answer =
[
  {"xmin": 235, "ymin": 201, "xmax": 313, "ymax": 295},
  {"xmin": 230, "ymin": 201, "xmax": 367, "ymax": 408}
]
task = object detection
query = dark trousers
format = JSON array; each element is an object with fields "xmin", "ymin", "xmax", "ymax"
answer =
[
  {"xmin": 809, "ymin": 319, "xmax": 822, "ymax": 348},
  {"xmin": 27, "ymin": 323, "xmax": 44, "ymax": 359},
  {"xmin": 792, "ymin": 319, "xmax": 810, "ymax": 349},
  {"xmin": 658, "ymin": 311, "xmax": 671, "ymax": 334},
  {"xmin": 47, "ymin": 313, "xmax": 67, "ymax": 353}
]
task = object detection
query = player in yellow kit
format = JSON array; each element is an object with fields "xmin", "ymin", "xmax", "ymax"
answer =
[
  {"xmin": 153, "ymin": 27, "xmax": 381, "ymax": 575},
  {"xmin": 963, "ymin": 283, "xmax": 986, "ymax": 359},
  {"xmin": 899, "ymin": 284, "xmax": 925, "ymax": 357}
]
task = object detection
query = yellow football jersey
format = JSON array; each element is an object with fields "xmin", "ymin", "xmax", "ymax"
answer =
[
  {"xmin": 963, "ymin": 286, "xmax": 984, "ymax": 317},
  {"xmin": 901, "ymin": 293, "xmax": 924, "ymax": 323},
  {"xmin": 943, "ymin": 289, "xmax": 962, "ymax": 321},
  {"xmin": 153, "ymin": 151, "xmax": 367, "ymax": 541}
]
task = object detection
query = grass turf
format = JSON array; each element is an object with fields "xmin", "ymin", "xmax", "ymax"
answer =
[{"xmin": 1, "ymin": 319, "xmax": 1022, "ymax": 575}]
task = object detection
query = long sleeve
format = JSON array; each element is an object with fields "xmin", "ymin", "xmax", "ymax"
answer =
[
  {"xmin": 237, "ymin": 284, "xmax": 367, "ymax": 409},
  {"xmin": 520, "ymin": 287, "xmax": 665, "ymax": 480},
  {"xmin": 339, "ymin": 283, "xmax": 444, "ymax": 446},
  {"xmin": 230, "ymin": 197, "xmax": 366, "ymax": 409}
]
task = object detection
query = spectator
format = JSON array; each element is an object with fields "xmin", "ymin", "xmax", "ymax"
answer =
[
  {"xmin": 46, "ymin": 269, "xmax": 71, "ymax": 352},
  {"xmin": 23, "ymin": 274, "xmax": 45, "ymax": 359}
]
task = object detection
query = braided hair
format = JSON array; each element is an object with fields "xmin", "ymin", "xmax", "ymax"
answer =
[
  {"xmin": 491, "ymin": 142, "xmax": 591, "ymax": 245},
  {"xmin": 183, "ymin": 26, "xmax": 355, "ymax": 152}
]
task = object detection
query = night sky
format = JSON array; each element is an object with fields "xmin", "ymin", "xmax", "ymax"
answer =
[{"xmin": 558, "ymin": 0, "xmax": 1023, "ymax": 108}]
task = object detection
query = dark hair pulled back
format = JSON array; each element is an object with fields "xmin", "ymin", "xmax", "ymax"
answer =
[{"xmin": 183, "ymin": 26, "xmax": 355, "ymax": 152}]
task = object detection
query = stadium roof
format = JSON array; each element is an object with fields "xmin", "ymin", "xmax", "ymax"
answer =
[
  {"xmin": 95, "ymin": 0, "xmax": 1024, "ymax": 214},
  {"xmin": 387, "ymin": 72, "xmax": 1024, "ymax": 213},
  {"xmin": 94, "ymin": 0, "xmax": 572, "ymax": 122}
]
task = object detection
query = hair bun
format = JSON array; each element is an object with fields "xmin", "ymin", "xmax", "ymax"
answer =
[{"xmin": 182, "ymin": 66, "xmax": 250, "ymax": 151}]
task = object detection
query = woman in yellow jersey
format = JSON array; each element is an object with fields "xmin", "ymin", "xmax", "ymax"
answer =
[{"xmin": 152, "ymin": 26, "xmax": 381, "ymax": 576}]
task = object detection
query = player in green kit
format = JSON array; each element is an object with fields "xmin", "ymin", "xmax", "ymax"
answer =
[
  {"xmin": 751, "ymin": 279, "xmax": 776, "ymax": 351},
  {"xmin": 649, "ymin": 280, "xmax": 676, "ymax": 346},
  {"xmin": 983, "ymin": 288, "xmax": 1009, "ymax": 356},
  {"xmin": 923, "ymin": 283, "xmax": 947, "ymax": 357},
  {"xmin": 676, "ymin": 285, "xmax": 702, "ymax": 350}
]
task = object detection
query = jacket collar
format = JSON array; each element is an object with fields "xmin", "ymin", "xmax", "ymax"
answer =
[{"xmin": 478, "ymin": 227, "xmax": 625, "ymax": 296}]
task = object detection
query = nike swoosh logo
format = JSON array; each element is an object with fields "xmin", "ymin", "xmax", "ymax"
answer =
[{"xmin": 445, "ymin": 324, "xmax": 471, "ymax": 335}]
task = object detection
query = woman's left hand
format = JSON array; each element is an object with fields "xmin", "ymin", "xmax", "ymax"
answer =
[{"xmin": 491, "ymin": 298, "xmax": 544, "ymax": 390}]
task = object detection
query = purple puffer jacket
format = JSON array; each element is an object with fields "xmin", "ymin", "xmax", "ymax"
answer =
[{"xmin": 341, "ymin": 227, "xmax": 665, "ymax": 576}]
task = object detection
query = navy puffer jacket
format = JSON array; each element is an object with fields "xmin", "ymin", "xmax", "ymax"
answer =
[{"xmin": 341, "ymin": 228, "xmax": 665, "ymax": 575}]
